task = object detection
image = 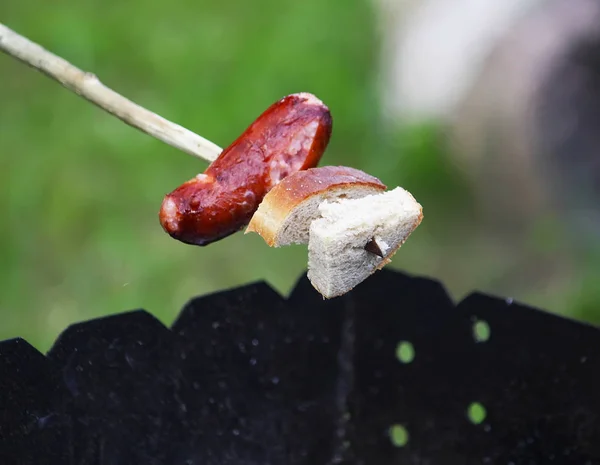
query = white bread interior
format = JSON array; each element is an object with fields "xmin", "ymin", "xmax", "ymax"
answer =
[
  {"xmin": 246, "ymin": 166, "xmax": 386, "ymax": 246},
  {"xmin": 307, "ymin": 187, "xmax": 423, "ymax": 299},
  {"xmin": 267, "ymin": 184, "xmax": 386, "ymax": 247}
]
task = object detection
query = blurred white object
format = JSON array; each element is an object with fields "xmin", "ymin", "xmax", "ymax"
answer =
[
  {"xmin": 377, "ymin": 0, "xmax": 600, "ymax": 240},
  {"xmin": 376, "ymin": 0, "xmax": 545, "ymax": 122}
]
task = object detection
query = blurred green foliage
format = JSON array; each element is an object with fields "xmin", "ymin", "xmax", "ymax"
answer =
[{"xmin": 1, "ymin": 0, "xmax": 598, "ymax": 352}]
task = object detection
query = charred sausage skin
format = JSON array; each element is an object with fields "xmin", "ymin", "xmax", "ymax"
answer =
[{"xmin": 159, "ymin": 93, "xmax": 332, "ymax": 246}]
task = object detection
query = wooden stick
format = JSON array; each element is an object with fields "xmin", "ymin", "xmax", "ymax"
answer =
[{"xmin": 0, "ymin": 23, "xmax": 222, "ymax": 163}]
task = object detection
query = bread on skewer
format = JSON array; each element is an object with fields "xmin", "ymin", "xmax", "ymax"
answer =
[{"xmin": 246, "ymin": 166, "xmax": 423, "ymax": 298}]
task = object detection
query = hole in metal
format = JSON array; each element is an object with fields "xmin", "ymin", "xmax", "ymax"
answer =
[
  {"xmin": 389, "ymin": 424, "xmax": 409, "ymax": 447},
  {"xmin": 467, "ymin": 402, "xmax": 487, "ymax": 424},
  {"xmin": 395, "ymin": 341, "xmax": 415, "ymax": 364},
  {"xmin": 473, "ymin": 319, "xmax": 491, "ymax": 343}
]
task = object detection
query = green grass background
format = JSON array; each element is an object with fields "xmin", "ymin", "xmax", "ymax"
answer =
[{"xmin": 2, "ymin": 0, "xmax": 599, "ymax": 352}]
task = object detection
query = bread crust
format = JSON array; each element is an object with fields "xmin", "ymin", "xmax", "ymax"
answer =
[{"xmin": 246, "ymin": 166, "xmax": 386, "ymax": 246}]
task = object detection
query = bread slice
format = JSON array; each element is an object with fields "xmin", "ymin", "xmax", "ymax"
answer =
[
  {"xmin": 246, "ymin": 166, "xmax": 386, "ymax": 246},
  {"xmin": 246, "ymin": 165, "xmax": 423, "ymax": 299},
  {"xmin": 307, "ymin": 187, "xmax": 423, "ymax": 298}
]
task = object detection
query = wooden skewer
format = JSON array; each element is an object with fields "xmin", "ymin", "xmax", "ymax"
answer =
[{"xmin": 0, "ymin": 22, "xmax": 222, "ymax": 163}]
